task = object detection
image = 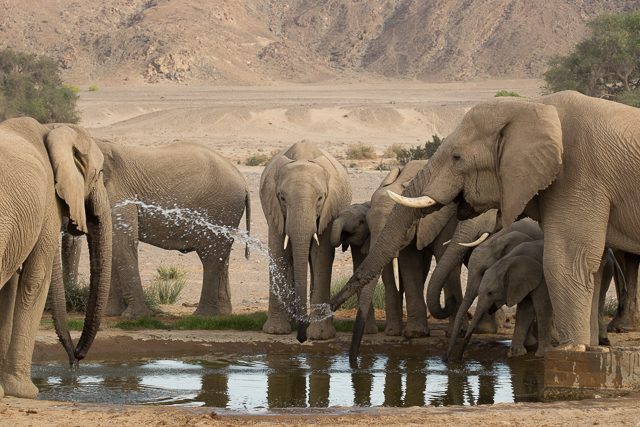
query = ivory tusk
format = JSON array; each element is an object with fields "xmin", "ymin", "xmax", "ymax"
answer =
[
  {"xmin": 458, "ymin": 232, "xmax": 490, "ymax": 248},
  {"xmin": 386, "ymin": 190, "xmax": 437, "ymax": 208},
  {"xmin": 442, "ymin": 239, "xmax": 451, "ymax": 246},
  {"xmin": 314, "ymin": 233, "xmax": 320, "ymax": 246},
  {"xmin": 393, "ymin": 257, "xmax": 400, "ymax": 292},
  {"xmin": 284, "ymin": 234, "xmax": 289, "ymax": 250}
]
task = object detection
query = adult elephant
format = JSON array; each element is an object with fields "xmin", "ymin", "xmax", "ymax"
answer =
[
  {"xmin": 260, "ymin": 142, "xmax": 351, "ymax": 342},
  {"xmin": 332, "ymin": 91, "xmax": 640, "ymax": 350},
  {"xmin": 0, "ymin": 118, "xmax": 112, "ymax": 398},
  {"xmin": 62, "ymin": 140, "xmax": 250, "ymax": 318},
  {"xmin": 330, "ymin": 202, "xmax": 377, "ymax": 334}
]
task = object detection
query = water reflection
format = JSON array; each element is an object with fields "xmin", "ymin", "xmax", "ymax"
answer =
[{"xmin": 32, "ymin": 352, "xmax": 544, "ymax": 410}]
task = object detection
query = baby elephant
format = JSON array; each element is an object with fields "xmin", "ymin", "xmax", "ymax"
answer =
[{"xmin": 453, "ymin": 240, "xmax": 553, "ymax": 360}]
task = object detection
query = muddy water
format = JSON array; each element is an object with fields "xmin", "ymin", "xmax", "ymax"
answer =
[{"xmin": 32, "ymin": 351, "xmax": 544, "ymax": 411}]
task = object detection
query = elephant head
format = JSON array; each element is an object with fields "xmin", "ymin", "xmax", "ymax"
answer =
[
  {"xmin": 331, "ymin": 98, "xmax": 561, "ymax": 313},
  {"xmin": 261, "ymin": 144, "xmax": 351, "ymax": 341},
  {"xmin": 455, "ymin": 242, "xmax": 544, "ymax": 360},
  {"xmin": 44, "ymin": 123, "xmax": 113, "ymax": 365},
  {"xmin": 426, "ymin": 209, "xmax": 499, "ymax": 320},
  {"xmin": 330, "ymin": 202, "xmax": 371, "ymax": 256}
]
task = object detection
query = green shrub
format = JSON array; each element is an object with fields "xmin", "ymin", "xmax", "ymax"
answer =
[
  {"xmin": 396, "ymin": 135, "xmax": 443, "ymax": 165},
  {"xmin": 346, "ymin": 143, "xmax": 377, "ymax": 160},
  {"xmin": 616, "ymin": 89, "xmax": 640, "ymax": 107},
  {"xmin": 330, "ymin": 277, "xmax": 385, "ymax": 310},
  {"xmin": 115, "ymin": 316, "xmax": 169, "ymax": 330},
  {"xmin": 173, "ymin": 312, "xmax": 268, "ymax": 331},
  {"xmin": 67, "ymin": 319, "xmax": 84, "ymax": 331},
  {"xmin": 245, "ymin": 153, "xmax": 270, "ymax": 166},
  {"xmin": 88, "ymin": 84, "xmax": 99, "ymax": 92},
  {"xmin": 603, "ymin": 297, "xmax": 618, "ymax": 317},
  {"xmin": 64, "ymin": 278, "xmax": 90, "ymax": 313},
  {"xmin": 149, "ymin": 265, "xmax": 187, "ymax": 304},
  {"xmin": 0, "ymin": 49, "xmax": 79, "ymax": 123},
  {"xmin": 494, "ymin": 90, "xmax": 522, "ymax": 97},
  {"xmin": 383, "ymin": 143, "xmax": 406, "ymax": 159}
]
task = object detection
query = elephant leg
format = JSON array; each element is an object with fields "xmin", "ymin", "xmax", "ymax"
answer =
[
  {"xmin": 509, "ymin": 299, "xmax": 533, "ymax": 358},
  {"xmin": 591, "ymin": 260, "xmax": 605, "ymax": 346},
  {"xmin": 401, "ymin": 247, "xmax": 429, "ymax": 338},
  {"xmin": 532, "ymin": 284, "xmax": 554, "ymax": 357},
  {"xmin": 381, "ymin": 265, "xmax": 402, "ymax": 336},
  {"xmin": 609, "ymin": 253, "xmax": 640, "ymax": 332},
  {"xmin": 0, "ymin": 273, "xmax": 19, "ymax": 397},
  {"xmin": 114, "ymin": 207, "xmax": 150, "ymax": 319},
  {"xmin": 195, "ymin": 237, "xmax": 233, "ymax": 316},
  {"xmin": 308, "ymin": 232, "xmax": 336, "ymax": 340},
  {"xmin": 597, "ymin": 258, "xmax": 611, "ymax": 345},
  {"xmin": 2, "ymin": 235, "xmax": 55, "ymax": 399},
  {"xmin": 543, "ymin": 210, "xmax": 607, "ymax": 349},
  {"xmin": 61, "ymin": 232, "xmax": 82, "ymax": 288},
  {"xmin": 263, "ymin": 229, "xmax": 293, "ymax": 335}
]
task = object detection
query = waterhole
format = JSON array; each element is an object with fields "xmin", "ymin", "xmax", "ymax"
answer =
[{"xmin": 33, "ymin": 351, "xmax": 544, "ymax": 412}]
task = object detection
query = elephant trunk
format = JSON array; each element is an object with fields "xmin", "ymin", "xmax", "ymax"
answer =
[
  {"xmin": 49, "ymin": 252, "xmax": 75, "ymax": 367},
  {"xmin": 457, "ymin": 298, "xmax": 491, "ymax": 361},
  {"xmin": 444, "ymin": 289, "xmax": 476, "ymax": 361},
  {"xmin": 427, "ymin": 238, "xmax": 473, "ymax": 319},
  {"xmin": 350, "ymin": 276, "xmax": 378, "ymax": 361},
  {"xmin": 329, "ymin": 217, "xmax": 344, "ymax": 248},
  {"xmin": 74, "ymin": 182, "xmax": 112, "ymax": 361},
  {"xmin": 288, "ymin": 211, "xmax": 315, "ymax": 343}
]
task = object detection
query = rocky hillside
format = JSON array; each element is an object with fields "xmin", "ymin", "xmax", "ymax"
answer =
[{"xmin": 1, "ymin": 0, "xmax": 639, "ymax": 84}]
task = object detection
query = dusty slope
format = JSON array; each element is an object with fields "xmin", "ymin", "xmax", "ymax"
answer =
[{"xmin": 2, "ymin": 0, "xmax": 639, "ymax": 84}]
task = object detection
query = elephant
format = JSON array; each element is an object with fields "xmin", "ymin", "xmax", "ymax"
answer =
[
  {"xmin": 62, "ymin": 140, "xmax": 251, "ymax": 318},
  {"xmin": 260, "ymin": 141, "xmax": 351, "ymax": 342},
  {"xmin": 452, "ymin": 240, "xmax": 553, "ymax": 360},
  {"xmin": 607, "ymin": 251, "xmax": 640, "ymax": 333},
  {"xmin": 0, "ymin": 117, "xmax": 112, "ymax": 398},
  {"xmin": 329, "ymin": 202, "xmax": 377, "ymax": 334},
  {"xmin": 332, "ymin": 91, "xmax": 640, "ymax": 351},
  {"xmin": 445, "ymin": 218, "xmax": 543, "ymax": 344},
  {"xmin": 361, "ymin": 162, "xmax": 459, "ymax": 341}
]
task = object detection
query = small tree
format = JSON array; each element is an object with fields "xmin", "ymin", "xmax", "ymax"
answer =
[
  {"xmin": 0, "ymin": 49, "xmax": 79, "ymax": 123},
  {"xmin": 543, "ymin": 12, "xmax": 640, "ymax": 106},
  {"xmin": 396, "ymin": 135, "xmax": 442, "ymax": 165}
]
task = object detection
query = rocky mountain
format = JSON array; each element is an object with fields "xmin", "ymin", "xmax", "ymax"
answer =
[{"xmin": 1, "ymin": 0, "xmax": 639, "ymax": 84}]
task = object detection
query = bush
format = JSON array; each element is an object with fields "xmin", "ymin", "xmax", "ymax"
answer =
[
  {"xmin": 148, "ymin": 265, "xmax": 187, "ymax": 304},
  {"xmin": 616, "ymin": 89, "xmax": 640, "ymax": 107},
  {"xmin": 396, "ymin": 135, "xmax": 443, "ymax": 165},
  {"xmin": 245, "ymin": 153, "xmax": 270, "ymax": 166},
  {"xmin": 173, "ymin": 312, "xmax": 268, "ymax": 331},
  {"xmin": 88, "ymin": 84, "xmax": 99, "ymax": 92},
  {"xmin": 0, "ymin": 49, "xmax": 79, "ymax": 123},
  {"xmin": 330, "ymin": 277, "xmax": 385, "ymax": 310},
  {"xmin": 603, "ymin": 297, "xmax": 618, "ymax": 317},
  {"xmin": 64, "ymin": 278, "xmax": 90, "ymax": 313},
  {"xmin": 115, "ymin": 316, "xmax": 168, "ymax": 330},
  {"xmin": 383, "ymin": 143, "xmax": 406, "ymax": 159},
  {"xmin": 346, "ymin": 143, "xmax": 377, "ymax": 160},
  {"xmin": 67, "ymin": 319, "xmax": 84, "ymax": 331},
  {"xmin": 495, "ymin": 90, "xmax": 522, "ymax": 97}
]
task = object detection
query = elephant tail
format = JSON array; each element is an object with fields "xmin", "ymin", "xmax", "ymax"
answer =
[{"xmin": 245, "ymin": 189, "xmax": 251, "ymax": 260}]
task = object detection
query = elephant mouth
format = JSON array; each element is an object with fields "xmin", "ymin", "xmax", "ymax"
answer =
[
  {"xmin": 66, "ymin": 220, "xmax": 85, "ymax": 237},
  {"xmin": 455, "ymin": 193, "xmax": 479, "ymax": 220}
]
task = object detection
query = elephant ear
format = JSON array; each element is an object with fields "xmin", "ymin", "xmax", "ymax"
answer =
[
  {"xmin": 379, "ymin": 166, "xmax": 401, "ymax": 188},
  {"xmin": 504, "ymin": 256, "xmax": 543, "ymax": 307},
  {"xmin": 487, "ymin": 101, "xmax": 563, "ymax": 227},
  {"xmin": 45, "ymin": 125, "xmax": 98, "ymax": 234},
  {"xmin": 311, "ymin": 151, "xmax": 352, "ymax": 235},
  {"xmin": 260, "ymin": 154, "xmax": 293, "ymax": 235},
  {"xmin": 416, "ymin": 203, "xmax": 457, "ymax": 250}
]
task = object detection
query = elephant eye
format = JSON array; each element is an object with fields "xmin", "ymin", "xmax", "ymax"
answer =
[
  {"xmin": 452, "ymin": 154, "xmax": 461, "ymax": 161},
  {"xmin": 318, "ymin": 195, "xmax": 324, "ymax": 202}
]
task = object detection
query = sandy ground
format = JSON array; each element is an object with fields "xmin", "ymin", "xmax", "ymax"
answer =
[{"xmin": 5, "ymin": 79, "xmax": 632, "ymax": 425}]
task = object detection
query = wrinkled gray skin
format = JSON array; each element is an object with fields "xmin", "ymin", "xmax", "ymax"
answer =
[
  {"xmin": 330, "ymin": 202, "xmax": 377, "ymax": 334},
  {"xmin": 607, "ymin": 251, "xmax": 640, "ymax": 333},
  {"xmin": 332, "ymin": 91, "xmax": 640, "ymax": 350},
  {"xmin": 364, "ymin": 162, "xmax": 459, "ymax": 339},
  {"xmin": 446, "ymin": 219, "xmax": 543, "ymax": 350},
  {"xmin": 260, "ymin": 142, "xmax": 351, "ymax": 342},
  {"xmin": 0, "ymin": 118, "xmax": 112, "ymax": 398},
  {"xmin": 62, "ymin": 140, "xmax": 250, "ymax": 318},
  {"xmin": 456, "ymin": 240, "xmax": 552, "ymax": 360},
  {"xmin": 426, "ymin": 209, "xmax": 499, "ymax": 334}
]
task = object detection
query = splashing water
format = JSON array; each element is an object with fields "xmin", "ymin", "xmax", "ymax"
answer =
[{"xmin": 113, "ymin": 199, "xmax": 333, "ymax": 323}]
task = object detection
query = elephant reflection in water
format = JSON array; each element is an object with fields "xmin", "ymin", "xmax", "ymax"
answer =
[
  {"xmin": 266, "ymin": 354, "xmax": 308, "ymax": 408},
  {"xmin": 509, "ymin": 358, "xmax": 544, "ymax": 403},
  {"xmin": 194, "ymin": 372, "xmax": 229, "ymax": 408},
  {"xmin": 351, "ymin": 353, "xmax": 375, "ymax": 406}
]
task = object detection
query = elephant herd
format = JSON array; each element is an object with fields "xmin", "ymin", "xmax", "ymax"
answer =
[{"xmin": 2, "ymin": 90, "xmax": 640, "ymax": 401}]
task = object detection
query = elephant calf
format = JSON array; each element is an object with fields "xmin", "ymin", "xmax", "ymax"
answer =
[{"xmin": 63, "ymin": 140, "xmax": 250, "ymax": 318}]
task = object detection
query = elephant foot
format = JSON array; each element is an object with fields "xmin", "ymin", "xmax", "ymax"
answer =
[
  {"xmin": 262, "ymin": 315, "xmax": 292, "ymax": 335},
  {"xmin": 121, "ymin": 304, "xmax": 152, "ymax": 319},
  {"xmin": 105, "ymin": 298, "xmax": 126, "ymax": 316},
  {"xmin": 308, "ymin": 318, "xmax": 336, "ymax": 341},
  {"xmin": 364, "ymin": 321, "xmax": 378, "ymax": 335},
  {"xmin": 403, "ymin": 321, "xmax": 430, "ymax": 338},
  {"xmin": 1, "ymin": 374, "xmax": 38, "ymax": 399},
  {"xmin": 607, "ymin": 316, "xmax": 640, "ymax": 333},
  {"xmin": 193, "ymin": 304, "xmax": 232, "ymax": 317},
  {"xmin": 507, "ymin": 344, "xmax": 527, "ymax": 358},
  {"xmin": 599, "ymin": 336, "xmax": 611, "ymax": 346},
  {"xmin": 384, "ymin": 320, "xmax": 402, "ymax": 336}
]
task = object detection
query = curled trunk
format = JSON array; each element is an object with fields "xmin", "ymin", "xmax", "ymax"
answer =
[
  {"xmin": 329, "ymin": 217, "xmax": 344, "ymax": 248},
  {"xmin": 49, "ymin": 254, "xmax": 75, "ymax": 366}
]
